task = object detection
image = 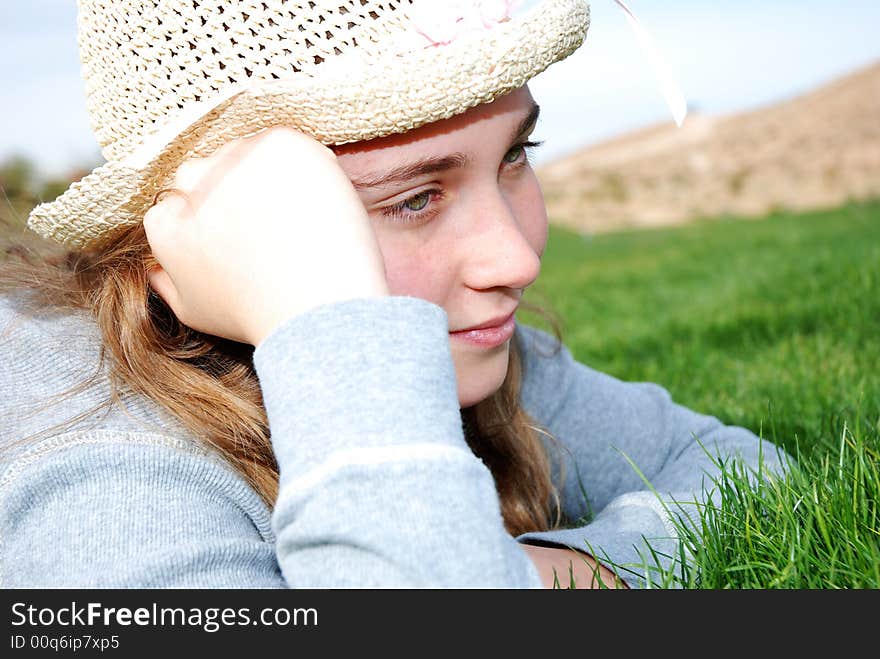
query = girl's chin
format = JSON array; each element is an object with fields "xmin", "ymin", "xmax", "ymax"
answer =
[{"xmin": 453, "ymin": 351, "xmax": 511, "ymax": 409}]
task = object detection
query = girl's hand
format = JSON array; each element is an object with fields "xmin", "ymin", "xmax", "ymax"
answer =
[
  {"xmin": 144, "ymin": 127, "xmax": 389, "ymax": 346},
  {"xmin": 521, "ymin": 544, "xmax": 628, "ymax": 589}
]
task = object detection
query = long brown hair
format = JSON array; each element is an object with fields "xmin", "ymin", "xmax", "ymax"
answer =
[{"xmin": 0, "ymin": 219, "xmax": 564, "ymax": 536}]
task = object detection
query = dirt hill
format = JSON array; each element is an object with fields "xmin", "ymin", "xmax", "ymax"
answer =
[{"xmin": 536, "ymin": 59, "xmax": 880, "ymax": 233}]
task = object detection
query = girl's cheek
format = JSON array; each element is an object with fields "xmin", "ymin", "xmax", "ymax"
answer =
[
  {"xmin": 383, "ymin": 262, "xmax": 412, "ymax": 298},
  {"xmin": 519, "ymin": 176, "xmax": 549, "ymax": 258},
  {"xmin": 373, "ymin": 235, "xmax": 432, "ymax": 299},
  {"xmin": 528, "ymin": 208, "xmax": 549, "ymax": 258}
]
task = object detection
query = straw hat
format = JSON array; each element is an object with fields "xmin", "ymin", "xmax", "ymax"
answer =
[{"xmin": 26, "ymin": 0, "xmax": 590, "ymax": 249}]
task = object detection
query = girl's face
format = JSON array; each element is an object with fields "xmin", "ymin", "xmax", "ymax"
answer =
[{"xmin": 334, "ymin": 86, "xmax": 548, "ymax": 408}]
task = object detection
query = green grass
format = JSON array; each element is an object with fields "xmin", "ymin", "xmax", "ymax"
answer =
[
  {"xmin": 606, "ymin": 413, "xmax": 880, "ymax": 589},
  {"xmin": 668, "ymin": 419, "xmax": 880, "ymax": 589},
  {"xmin": 523, "ymin": 199, "xmax": 880, "ymax": 588},
  {"xmin": 524, "ymin": 200, "xmax": 880, "ymax": 460}
]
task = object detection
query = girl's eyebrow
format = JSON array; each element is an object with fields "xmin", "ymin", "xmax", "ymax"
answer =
[
  {"xmin": 351, "ymin": 153, "xmax": 471, "ymax": 190},
  {"xmin": 351, "ymin": 102, "xmax": 541, "ymax": 191},
  {"xmin": 513, "ymin": 102, "xmax": 541, "ymax": 143}
]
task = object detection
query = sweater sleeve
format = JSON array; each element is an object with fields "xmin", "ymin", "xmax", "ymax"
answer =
[
  {"xmin": 251, "ymin": 296, "xmax": 542, "ymax": 588},
  {"xmin": 0, "ymin": 431, "xmax": 288, "ymax": 588},
  {"xmin": 513, "ymin": 325, "xmax": 789, "ymax": 589},
  {"xmin": 0, "ymin": 296, "xmax": 542, "ymax": 588}
]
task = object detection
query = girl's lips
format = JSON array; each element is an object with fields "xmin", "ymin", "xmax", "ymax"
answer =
[{"xmin": 449, "ymin": 312, "xmax": 516, "ymax": 348}]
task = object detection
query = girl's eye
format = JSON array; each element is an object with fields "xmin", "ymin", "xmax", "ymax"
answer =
[
  {"xmin": 381, "ymin": 189, "xmax": 444, "ymax": 224},
  {"xmin": 503, "ymin": 140, "xmax": 544, "ymax": 166},
  {"xmin": 503, "ymin": 145, "xmax": 525, "ymax": 164},
  {"xmin": 403, "ymin": 191, "xmax": 431, "ymax": 211}
]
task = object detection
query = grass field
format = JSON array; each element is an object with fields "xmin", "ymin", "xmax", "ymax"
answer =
[{"xmin": 522, "ymin": 199, "xmax": 880, "ymax": 587}]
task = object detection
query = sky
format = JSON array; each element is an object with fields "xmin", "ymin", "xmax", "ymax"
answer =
[{"xmin": 1, "ymin": 0, "xmax": 879, "ymax": 177}]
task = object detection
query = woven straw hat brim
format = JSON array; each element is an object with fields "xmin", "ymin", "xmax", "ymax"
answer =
[{"xmin": 28, "ymin": 0, "xmax": 590, "ymax": 249}]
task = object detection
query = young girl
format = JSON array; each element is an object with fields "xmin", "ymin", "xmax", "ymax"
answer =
[{"xmin": 0, "ymin": 0, "xmax": 784, "ymax": 589}]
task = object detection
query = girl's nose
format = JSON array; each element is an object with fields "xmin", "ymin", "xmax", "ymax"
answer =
[{"xmin": 460, "ymin": 189, "xmax": 542, "ymax": 292}]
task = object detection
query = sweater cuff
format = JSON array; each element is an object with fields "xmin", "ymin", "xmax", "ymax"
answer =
[
  {"xmin": 252, "ymin": 296, "xmax": 467, "ymax": 485},
  {"xmin": 516, "ymin": 492, "xmax": 682, "ymax": 589}
]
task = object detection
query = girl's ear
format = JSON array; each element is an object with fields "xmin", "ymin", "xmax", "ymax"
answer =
[{"xmin": 146, "ymin": 263, "xmax": 182, "ymax": 318}]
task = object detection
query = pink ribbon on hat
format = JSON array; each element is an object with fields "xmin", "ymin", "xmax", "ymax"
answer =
[{"xmin": 410, "ymin": 0, "xmax": 523, "ymax": 47}]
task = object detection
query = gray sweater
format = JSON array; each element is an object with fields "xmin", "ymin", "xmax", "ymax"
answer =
[{"xmin": 0, "ymin": 294, "xmax": 785, "ymax": 588}]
